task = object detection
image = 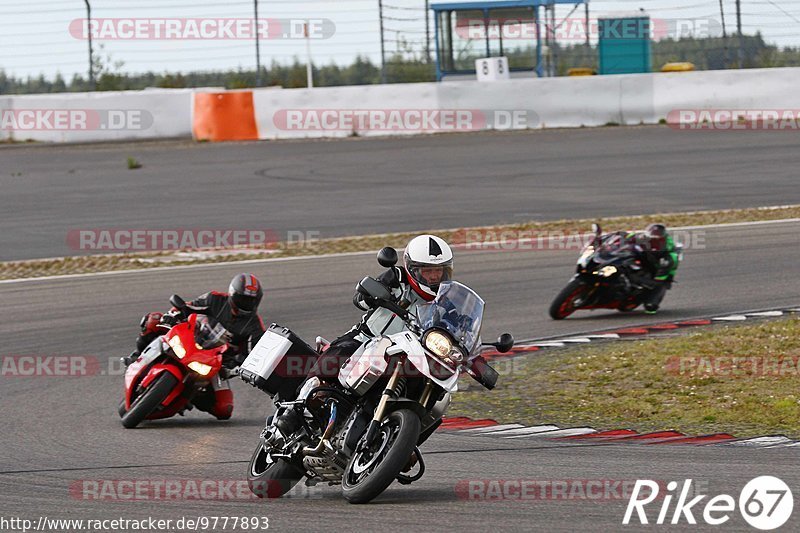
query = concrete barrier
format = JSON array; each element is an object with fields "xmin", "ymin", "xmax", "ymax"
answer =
[
  {"xmin": 1, "ymin": 88, "xmax": 193, "ymax": 143},
  {"xmin": 250, "ymin": 67, "xmax": 800, "ymax": 139},
  {"xmin": 3, "ymin": 68, "xmax": 800, "ymax": 143}
]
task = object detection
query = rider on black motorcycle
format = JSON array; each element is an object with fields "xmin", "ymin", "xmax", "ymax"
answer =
[{"xmin": 623, "ymin": 223, "xmax": 680, "ymax": 314}]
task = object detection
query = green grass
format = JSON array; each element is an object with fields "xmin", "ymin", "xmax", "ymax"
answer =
[
  {"xmin": 126, "ymin": 156, "xmax": 142, "ymax": 170},
  {"xmin": 451, "ymin": 317, "xmax": 800, "ymax": 438}
]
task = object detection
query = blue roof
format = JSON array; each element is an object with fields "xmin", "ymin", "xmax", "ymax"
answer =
[{"xmin": 431, "ymin": 0, "xmax": 583, "ymax": 10}]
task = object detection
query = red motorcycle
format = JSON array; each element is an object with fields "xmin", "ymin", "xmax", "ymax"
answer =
[{"xmin": 119, "ymin": 295, "xmax": 234, "ymax": 428}]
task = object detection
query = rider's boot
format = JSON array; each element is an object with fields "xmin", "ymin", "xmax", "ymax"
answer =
[{"xmin": 275, "ymin": 377, "xmax": 321, "ymax": 435}]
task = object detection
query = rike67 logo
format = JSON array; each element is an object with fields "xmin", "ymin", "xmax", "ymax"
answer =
[{"xmin": 623, "ymin": 476, "xmax": 794, "ymax": 530}]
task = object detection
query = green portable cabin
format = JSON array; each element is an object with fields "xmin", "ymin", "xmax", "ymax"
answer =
[{"xmin": 598, "ymin": 14, "xmax": 651, "ymax": 75}]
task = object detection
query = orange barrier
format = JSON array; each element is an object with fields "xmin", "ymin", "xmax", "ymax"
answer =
[{"xmin": 193, "ymin": 91, "xmax": 258, "ymax": 141}]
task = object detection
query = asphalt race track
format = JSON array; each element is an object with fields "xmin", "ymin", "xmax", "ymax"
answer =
[
  {"xmin": 1, "ymin": 219, "xmax": 799, "ymax": 531},
  {"xmin": 2, "ymin": 126, "xmax": 800, "ymax": 260}
]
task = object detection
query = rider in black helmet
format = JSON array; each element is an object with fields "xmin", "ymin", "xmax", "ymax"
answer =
[{"xmin": 124, "ymin": 273, "xmax": 266, "ymax": 368}]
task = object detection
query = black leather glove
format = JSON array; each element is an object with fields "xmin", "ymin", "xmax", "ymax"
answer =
[
  {"xmin": 160, "ymin": 311, "xmax": 180, "ymax": 327},
  {"xmin": 376, "ymin": 266, "xmax": 401, "ymax": 290}
]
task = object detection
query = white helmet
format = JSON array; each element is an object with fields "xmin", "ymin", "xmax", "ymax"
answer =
[{"xmin": 403, "ymin": 234, "xmax": 454, "ymax": 299}]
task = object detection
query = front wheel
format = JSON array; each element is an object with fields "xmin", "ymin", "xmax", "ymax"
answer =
[
  {"xmin": 247, "ymin": 441, "xmax": 304, "ymax": 498},
  {"xmin": 121, "ymin": 372, "xmax": 178, "ymax": 429},
  {"xmin": 549, "ymin": 279, "xmax": 590, "ymax": 320},
  {"xmin": 342, "ymin": 409, "xmax": 421, "ymax": 504}
]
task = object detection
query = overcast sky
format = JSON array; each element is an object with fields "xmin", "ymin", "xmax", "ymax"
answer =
[{"xmin": 1, "ymin": 0, "xmax": 799, "ymax": 80}]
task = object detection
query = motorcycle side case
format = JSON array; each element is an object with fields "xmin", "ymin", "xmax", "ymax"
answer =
[{"xmin": 239, "ymin": 324, "xmax": 318, "ymax": 398}]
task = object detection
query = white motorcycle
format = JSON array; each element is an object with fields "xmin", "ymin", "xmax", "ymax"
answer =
[{"xmin": 238, "ymin": 248, "xmax": 513, "ymax": 504}]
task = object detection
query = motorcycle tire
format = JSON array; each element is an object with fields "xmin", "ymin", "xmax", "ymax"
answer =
[
  {"xmin": 121, "ymin": 372, "xmax": 178, "ymax": 429},
  {"xmin": 549, "ymin": 279, "xmax": 589, "ymax": 320},
  {"xmin": 247, "ymin": 441, "xmax": 304, "ymax": 498},
  {"xmin": 342, "ymin": 409, "xmax": 421, "ymax": 504}
]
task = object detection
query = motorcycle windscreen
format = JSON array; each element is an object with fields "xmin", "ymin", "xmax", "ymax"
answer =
[
  {"xmin": 239, "ymin": 324, "xmax": 318, "ymax": 398},
  {"xmin": 194, "ymin": 315, "xmax": 232, "ymax": 350},
  {"xmin": 416, "ymin": 281, "xmax": 485, "ymax": 355}
]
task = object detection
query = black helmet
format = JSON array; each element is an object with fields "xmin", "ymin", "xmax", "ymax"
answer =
[
  {"xmin": 644, "ymin": 223, "xmax": 668, "ymax": 251},
  {"xmin": 228, "ymin": 273, "xmax": 263, "ymax": 316}
]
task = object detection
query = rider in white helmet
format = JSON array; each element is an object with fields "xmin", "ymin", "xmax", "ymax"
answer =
[
  {"xmin": 275, "ymin": 235, "xmax": 454, "ymax": 435},
  {"xmin": 312, "ymin": 234, "xmax": 454, "ymax": 381}
]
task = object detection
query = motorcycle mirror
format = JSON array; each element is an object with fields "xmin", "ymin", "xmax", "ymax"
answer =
[
  {"xmin": 377, "ymin": 247, "xmax": 398, "ymax": 267},
  {"xmin": 169, "ymin": 294, "xmax": 186, "ymax": 310},
  {"xmin": 495, "ymin": 333, "xmax": 515, "ymax": 353}
]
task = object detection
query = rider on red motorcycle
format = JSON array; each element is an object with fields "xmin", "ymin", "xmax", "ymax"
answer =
[
  {"xmin": 125, "ymin": 273, "xmax": 266, "ymax": 371},
  {"xmin": 123, "ymin": 273, "xmax": 265, "ymax": 420}
]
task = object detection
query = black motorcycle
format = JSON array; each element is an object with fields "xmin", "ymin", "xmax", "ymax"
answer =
[{"xmin": 549, "ymin": 224, "xmax": 681, "ymax": 319}]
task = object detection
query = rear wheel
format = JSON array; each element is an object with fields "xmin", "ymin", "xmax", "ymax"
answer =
[
  {"xmin": 121, "ymin": 372, "xmax": 178, "ymax": 429},
  {"xmin": 549, "ymin": 279, "xmax": 589, "ymax": 320},
  {"xmin": 247, "ymin": 441, "xmax": 304, "ymax": 498},
  {"xmin": 342, "ymin": 409, "xmax": 421, "ymax": 504}
]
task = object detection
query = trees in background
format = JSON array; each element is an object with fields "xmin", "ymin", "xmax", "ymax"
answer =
[{"xmin": 2, "ymin": 34, "xmax": 799, "ymax": 94}]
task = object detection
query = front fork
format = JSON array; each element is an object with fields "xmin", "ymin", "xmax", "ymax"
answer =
[{"xmin": 361, "ymin": 361, "xmax": 404, "ymax": 448}]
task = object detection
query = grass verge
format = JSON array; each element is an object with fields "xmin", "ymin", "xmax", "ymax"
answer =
[
  {"xmin": 2, "ymin": 204, "xmax": 799, "ymax": 280},
  {"xmin": 450, "ymin": 316, "xmax": 800, "ymax": 438}
]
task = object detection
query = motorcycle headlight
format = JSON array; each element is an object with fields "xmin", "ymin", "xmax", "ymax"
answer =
[
  {"xmin": 188, "ymin": 361, "xmax": 213, "ymax": 376},
  {"xmin": 424, "ymin": 330, "xmax": 464, "ymax": 366},
  {"xmin": 168, "ymin": 336, "xmax": 186, "ymax": 359},
  {"xmin": 425, "ymin": 330, "xmax": 452, "ymax": 358},
  {"xmin": 597, "ymin": 265, "xmax": 618, "ymax": 277}
]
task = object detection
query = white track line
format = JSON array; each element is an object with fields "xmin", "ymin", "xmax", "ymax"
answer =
[
  {"xmin": 717, "ymin": 436, "xmax": 796, "ymax": 447},
  {"xmin": 746, "ymin": 311, "xmax": 784, "ymax": 317},
  {"xmin": 457, "ymin": 424, "xmax": 525, "ymax": 434},
  {"xmin": 3, "ymin": 217, "xmax": 800, "ymax": 284},
  {"xmin": 504, "ymin": 427, "xmax": 597, "ymax": 439},
  {"xmin": 764, "ymin": 441, "xmax": 800, "ymax": 448},
  {"xmin": 530, "ymin": 342, "xmax": 566, "ymax": 348},
  {"xmin": 0, "ymin": 250, "xmax": 377, "ymax": 285},
  {"xmin": 712, "ymin": 315, "xmax": 748, "ymax": 321},
  {"xmin": 484, "ymin": 425, "xmax": 561, "ymax": 437}
]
